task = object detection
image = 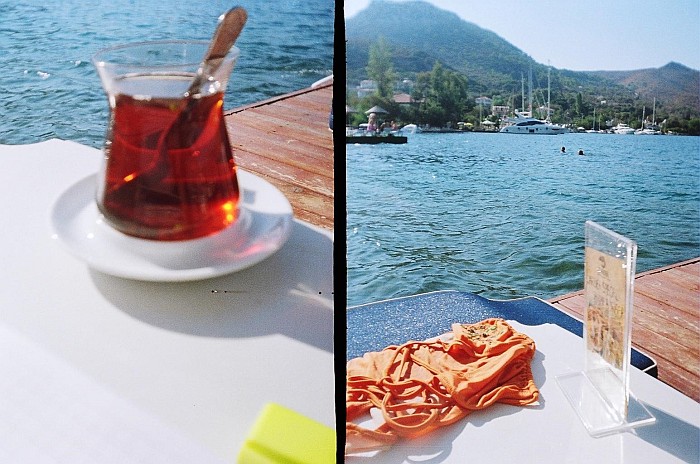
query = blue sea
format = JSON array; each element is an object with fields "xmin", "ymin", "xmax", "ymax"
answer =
[
  {"xmin": 0, "ymin": 0, "xmax": 334, "ymax": 147},
  {"xmin": 347, "ymin": 132, "xmax": 700, "ymax": 307}
]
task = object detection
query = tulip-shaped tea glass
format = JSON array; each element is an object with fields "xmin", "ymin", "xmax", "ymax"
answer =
[{"xmin": 92, "ymin": 40, "xmax": 241, "ymax": 241}]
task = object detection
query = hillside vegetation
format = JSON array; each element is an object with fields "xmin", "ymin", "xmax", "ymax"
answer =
[{"xmin": 346, "ymin": 1, "xmax": 700, "ymax": 133}]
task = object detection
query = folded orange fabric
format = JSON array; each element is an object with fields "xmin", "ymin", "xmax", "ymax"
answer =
[{"xmin": 346, "ymin": 318, "xmax": 539, "ymax": 454}]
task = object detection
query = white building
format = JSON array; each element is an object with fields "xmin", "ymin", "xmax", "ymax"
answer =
[
  {"xmin": 356, "ymin": 80, "xmax": 377, "ymax": 98},
  {"xmin": 491, "ymin": 105, "xmax": 510, "ymax": 118}
]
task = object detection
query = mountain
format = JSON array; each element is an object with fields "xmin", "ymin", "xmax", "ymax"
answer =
[
  {"xmin": 346, "ymin": 0, "xmax": 535, "ymax": 90},
  {"xmin": 590, "ymin": 63, "xmax": 700, "ymax": 115},
  {"xmin": 346, "ymin": 1, "xmax": 700, "ymax": 119}
]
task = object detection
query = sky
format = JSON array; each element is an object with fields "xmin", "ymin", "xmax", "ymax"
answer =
[{"xmin": 344, "ymin": 0, "xmax": 700, "ymax": 71}]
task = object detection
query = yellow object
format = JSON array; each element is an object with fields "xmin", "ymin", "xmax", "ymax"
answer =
[{"xmin": 237, "ymin": 403, "xmax": 336, "ymax": 464}]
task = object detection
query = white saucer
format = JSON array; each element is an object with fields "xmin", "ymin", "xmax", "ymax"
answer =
[{"xmin": 51, "ymin": 171, "xmax": 293, "ymax": 281}]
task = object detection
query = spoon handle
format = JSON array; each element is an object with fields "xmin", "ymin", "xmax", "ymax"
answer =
[
  {"xmin": 208, "ymin": 6, "xmax": 248, "ymax": 62},
  {"xmin": 187, "ymin": 6, "xmax": 248, "ymax": 96}
]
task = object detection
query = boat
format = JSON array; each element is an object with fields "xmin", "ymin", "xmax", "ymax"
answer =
[
  {"xmin": 499, "ymin": 113, "xmax": 568, "ymax": 135},
  {"xmin": 612, "ymin": 123, "xmax": 635, "ymax": 135},
  {"xmin": 585, "ymin": 108, "xmax": 603, "ymax": 133},
  {"xmin": 635, "ymin": 127, "xmax": 660, "ymax": 135},
  {"xmin": 635, "ymin": 98, "xmax": 661, "ymax": 135},
  {"xmin": 500, "ymin": 66, "xmax": 567, "ymax": 135},
  {"xmin": 401, "ymin": 123, "xmax": 421, "ymax": 135}
]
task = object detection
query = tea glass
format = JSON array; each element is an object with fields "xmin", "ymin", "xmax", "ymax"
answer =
[{"xmin": 92, "ymin": 40, "xmax": 241, "ymax": 241}]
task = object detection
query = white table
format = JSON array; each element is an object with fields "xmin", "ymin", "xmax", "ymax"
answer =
[
  {"xmin": 347, "ymin": 318, "xmax": 700, "ymax": 463},
  {"xmin": 0, "ymin": 139, "xmax": 335, "ymax": 462}
]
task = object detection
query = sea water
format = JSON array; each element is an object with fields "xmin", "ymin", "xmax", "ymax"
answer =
[
  {"xmin": 347, "ymin": 132, "xmax": 700, "ymax": 307},
  {"xmin": 0, "ymin": 0, "xmax": 334, "ymax": 147}
]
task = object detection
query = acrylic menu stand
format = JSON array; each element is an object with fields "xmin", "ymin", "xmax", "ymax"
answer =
[{"xmin": 556, "ymin": 221, "xmax": 655, "ymax": 437}]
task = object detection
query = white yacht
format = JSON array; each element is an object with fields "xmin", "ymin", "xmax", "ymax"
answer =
[
  {"xmin": 500, "ymin": 66, "xmax": 566, "ymax": 135},
  {"xmin": 401, "ymin": 123, "xmax": 421, "ymax": 135},
  {"xmin": 635, "ymin": 126, "xmax": 661, "ymax": 135},
  {"xmin": 500, "ymin": 112, "xmax": 568, "ymax": 135},
  {"xmin": 612, "ymin": 123, "xmax": 636, "ymax": 135}
]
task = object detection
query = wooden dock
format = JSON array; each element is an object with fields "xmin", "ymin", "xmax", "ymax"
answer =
[
  {"xmin": 224, "ymin": 81, "xmax": 334, "ymax": 231},
  {"xmin": 549, "ymin": 257, "xmax": 700, "ymax": 402}
]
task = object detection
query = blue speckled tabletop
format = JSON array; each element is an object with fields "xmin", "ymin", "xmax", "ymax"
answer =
[{"xmin": 346, "ymin": 290, "xmax": 656, "ymax": 376}]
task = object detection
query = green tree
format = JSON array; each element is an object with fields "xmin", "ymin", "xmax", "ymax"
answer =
[
  {"xmin": 366, "ymin": 37, "xmax": 396, "ymax": 99},
  {"xmin": 574, "ymin": 92, "xmax": 584, "ymax": 117},
  {"xmin": 412, "ymin": 62, "xmax": 469, "ymax": 127}
]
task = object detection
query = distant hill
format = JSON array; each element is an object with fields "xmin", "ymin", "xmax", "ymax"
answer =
[
  {"xmin": 590, "ymin": 63, "xmax": 700, "ymax": 114},
  {"xmin": 346, "ymin": 1, "xmax": 700, "ymax": 120},
  {"xmin": 346, "ymin": 0, "xmax": 535, "ymax": 90}
]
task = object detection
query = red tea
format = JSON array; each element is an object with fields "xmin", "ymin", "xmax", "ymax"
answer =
[{"xmin": 98, "ymin": 78, "xmax": 240, "ymax": 241}]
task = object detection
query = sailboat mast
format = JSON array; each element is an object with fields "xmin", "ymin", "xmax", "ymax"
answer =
[
  {"xmin": 593, "ymin": 107, "xmax": 596, "ymax": 131},
  {"xmin": 547, "ymin": 66, "xmax": 551, "ymax": 121},
  {"xmin": 528, "ymin": 67, "xmax": 533, "ymax": 115},
  {"xmin": 521, "ymin": 73, "xmax": 525, "ymax": 113}
]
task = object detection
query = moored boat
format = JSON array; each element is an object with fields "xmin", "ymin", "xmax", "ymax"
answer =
[
  {"xmin": 500, "ymin": 66, "xmax": 566, "ymax": 135},
  {"xmin": 612, "ymin": 123, "xmax": 636, "ymax": 135},
  {"xmin": 635, "ymin": 98, "xmax": 661, "ymax": 135},
  {"xmin": 401, "ymin": 123, "xmax": 420, "ymax": 135},
  {"xmin": 635, "ymin": 127, "xmax": 661, "ymax": 135},
  {"xmin": 500, "ymin": 113, "xmax": 568, "ymax": 135}
]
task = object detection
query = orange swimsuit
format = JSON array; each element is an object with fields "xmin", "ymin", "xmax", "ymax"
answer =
[{"xmin": 346, "ymin": 318, "xmax": 539, "ymax": 454}]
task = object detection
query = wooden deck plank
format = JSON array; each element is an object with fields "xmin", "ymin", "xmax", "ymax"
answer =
[
  {"xmin": 232, "ymin": 107, "xmax": 331, "ymax": 141},
  {"xmin": 635, "ymin": 292, "xmax": 700, "ymax": 337},
  {"xmin": 224, "ymin": 82, "xmax": 333, "ymax": 231},
  {"xmin": 633, "ymin": 300, "xmax": 700, "ymax": 352},
  {"xmin": 635, "ymin": 277, "xmax": 699, "ymax": 315},
  {"xmin": 227, "ymin": 146, "xmax": 333, "ymax": 196},
  {"xmin": 230, "ymin": 118, "xmax": 334, "ymax": 176},
  {"xmin": 678, "ymin": 264, "xmax": 700, "ymax": 277},
  {"xmin": 548, "ymin": 257, "xmax": 700, "ymax": 402}
]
